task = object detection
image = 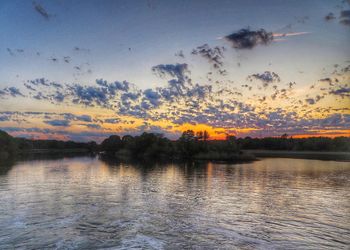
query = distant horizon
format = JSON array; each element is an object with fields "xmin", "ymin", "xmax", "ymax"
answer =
[{"xmin": 2, "ymin": 128, "xmax": 350, "ymax": 144}]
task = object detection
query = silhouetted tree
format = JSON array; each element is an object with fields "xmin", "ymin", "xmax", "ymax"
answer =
[
  {"xmin": 203, "ymin": 130, "xmax": 210, "ymax": 141},
  {"xmin": 178, "ymin": 130, "xmax": 199, "ymax": 157},
  {"xmin": 100, "ymin": 135, "xmax": 122, "ymax": 153},
  {"xmin": 0, "ymin": 130, "xmax": 17, "ymax": 159}
]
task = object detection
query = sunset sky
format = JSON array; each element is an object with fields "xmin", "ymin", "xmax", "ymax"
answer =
[{"xmin": 0, "ymin": 0, "xmax": 349, "ymax": 142}]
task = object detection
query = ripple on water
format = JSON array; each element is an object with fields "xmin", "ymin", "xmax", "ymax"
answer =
[{"xmin": 0, "ymin": 157, "xmax": 349, "ymax": 249}]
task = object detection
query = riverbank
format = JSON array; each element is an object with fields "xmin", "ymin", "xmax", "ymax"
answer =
[
  {"xmin": 242, "ymin": 150, "xmax": 350, "ymax": 161},
  {"xmin": 104, "ymin": 149, "xmax": 257, "ymax": 163},
  {"xmin": 21, "ymin": 148, "xmax": 90, "ymax": 154}
]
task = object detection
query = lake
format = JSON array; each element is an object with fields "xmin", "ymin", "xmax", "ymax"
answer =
[{"xmin": 0, "ymin": 156, "xmax": 349, "ymax": 249}]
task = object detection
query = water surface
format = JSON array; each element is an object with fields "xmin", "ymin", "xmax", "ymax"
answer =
[{"xmin": 0, "ymin": 157, "xmax": 349, "ymax": 249}]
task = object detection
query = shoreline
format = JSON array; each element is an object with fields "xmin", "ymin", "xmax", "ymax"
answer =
[
  {"xmin": 2, "ymin": 149, "xmax": 350, "ymax": 163},
  {"xmin": 242, "ymin": 150, "xmax": 350, "ymax": 161}
]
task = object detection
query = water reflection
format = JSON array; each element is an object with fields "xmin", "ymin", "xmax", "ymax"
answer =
[
  {"xmin": 0, "ymin": 159, "xmax": 15, "ymax": 176},
  {"xmin": 0, "ymin": 156, "xmax": 349, "ymax": 249}
]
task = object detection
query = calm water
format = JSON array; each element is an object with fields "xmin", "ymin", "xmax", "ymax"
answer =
[{"xmin": 0, "ymin": 156, "xmax": 349, "ymax": 249}]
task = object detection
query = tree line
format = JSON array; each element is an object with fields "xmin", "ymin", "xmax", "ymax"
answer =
[
  {"xmin": 0, "ymin": 130, "xmax": 97, "ymax": 159},
  {"xmin": 1, "ymin": 129, "xmax": 349, "ymax": 161},
  {"xmin": 99, "ymin": 130, "xmax": 350, "ymax": 160}
]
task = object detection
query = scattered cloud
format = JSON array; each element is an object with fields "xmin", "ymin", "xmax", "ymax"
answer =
[
  {"xmin": 305, "ymin": 95, "xmax": 324, "ymax": 105},
  {"xmin": 63, "ymin": 113, "xmax": 92, "ymax": 122},
  {"xmin": 325, "ymin": 12, "xmax": 336, "ymax": 21},
  {"xmin": 175, "ymin": 50, "xmax": 185, "ymax": 58},
  {"xmin": 247, "ymin": 71, "xmax": 281, "ymax": 87},
  {"xmin": 191, "ymin": 44, "xmax": 225, "ymax": 71},
  {"xmin": 32, "ymin": 1, "xmax": 50, "ymax": 20},
  {"xmin": 340, "ymin": 10, "xmax": 350, "ymax": 25},
  {"xmin": 104, "ymin": 118, "xmax": 121, "ymax": 124},
  {"xmin": 152, "ymin": 63, "xmax": 189, "ymax": 84},
  {"xmin": 0, "ymin": 87, "xmax": 24, "ymax": 98},
  {"xmin": 63, "ymin": 56, "xmax": 71, "ymax": 63},
  {"xmin": 83, "ymin": 123, "xmax": 101, "ymax": 129},
  {"xmin": 0, "ymin": 116, "xmax": 10, "ymax": 122},
  {"xmin": 74, "ymin": 47, "xmax": 90, "ymax": 53},
  {"xmin": 6, "ymin": 48, "xmax": 15, "ymax": 56},
  {"xmin": 329, "ymin": 87, "xmax": 350, "ymax": 98},
  {"xmin": 44, "ymin": 119, "xmax": 71, "ymax": 127},
  {"xmin": 224, "ymin": 28, "xmax": 273, "ymax": 49}
]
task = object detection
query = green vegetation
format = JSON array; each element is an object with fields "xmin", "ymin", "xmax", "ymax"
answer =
[
  {"xmin": 101, "ymin": 133, "xmax": 176, "ymax": 159},
  {"xmin": 0, "ymin": 130, "xmax": 17, "ymax": 159},
  {"xmin": 100, "ymin": 131, "xmax": 253, "ymax": 161},
  {"xmin": 1, "ymin": 129, "xmax": 349, "ymax": 162},
  {"xmin": 237, "ymin": 135, "xmax": 350, "ymax": 151},
  {"xmin": 100, "ymin": 131, "xmax": 350, "ymax": 161},
  {"xmin": 0, "ymin": 130, "xmax": 97, "ymax": 160},
  {"xmin": 15, "ymin": 138, "xmax": 98, "ymax": 153}
]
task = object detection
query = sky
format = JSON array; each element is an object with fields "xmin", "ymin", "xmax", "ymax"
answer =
[{"xmin": 0, "ymin": 0, "xmax": 349, "ymax": 142}]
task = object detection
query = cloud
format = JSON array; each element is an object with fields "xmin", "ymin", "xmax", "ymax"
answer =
[
  {"xmin": 135, "ymin": 124, "xmax": 177, "ymax": 139},
  {"xmin": 49, "ymin": 57, "xmax": 58, "ymax": 63},
  {"xmin": 44, "ymin": 119, "xmax": 71, "ymax": 127},
  {"xmin": 63, "ymin": 113, "xmax": 92, "ymax": 122},
  {"xmin": 48, "ymin": 79, "xmax": 134, "ymax": 108},
  {"xmin": 76, "ymin": 115, "xmax": 92, "ymax": 122},
  {"xmin": 6, "ymin": 48, "xmax": 14, "ymax": 56},
  {"xmin": 319, "ymin": 77, "xmax": 332, "ymax": 83},
  {"xmin": 191, "ymin": 44, "xmax": 225, "ymax": 70},
  {"xmin": 340, "ymin": 10, "xmax": 350, "ymax": 25},
  {"xmin": 339, "ymin": 10, "xmax": 350, "ymax": 26},
  {"xmin": 53, "ymin": 91, "xmax": 65, "ymax": 102},
  {"xmin": 0, "ymin": 87, "xmax": 24, "ymax": 98},
  {"xmin": 152, "ymin": 63, "xmax": 190, "ymax": 85},
  {"xmin": 33, "ymin": 2, "xmax": 50, "ymax": 20},
  {"xmin": 224, "ymin": 28, "xmax": 273, "ymax": 49},
  {"xmin": 9, "ymin": 56, "xmax": 348, "ymax": 140},
  {"xmin": 340, "ymin": 19, "xmax": 350, "ymax": 26},
  {"xmin": 305, "ymin": 95, "xmax": 324, "ymax": 105},
  {"xmin": 305, "ymin": 98, "xmax": 316, "ymax": 105},
  {"xmin": 69, "ymin": 85, "xmax": 108, "ymax": 107},
  {"xmin": 63, "ymin": 56, "xmax": 71, "ymax": 63},
  {"xmin": 28, "ymin": 78, "xmax": 63, "ymax": 88},
  {"xmin": 288, "ymin": 82, "xmax": 296, "ymax": 89},
  {"xmin": 0, "ymin": 112, "xmax": 96, "ymax": 128},
  {"xmin": 84, "ymin": 124, "xmax": 101, "ymax": 129},
  {"xmin": 329, "ymin": 87, "xmax": 350, "ymax": 98},
  {"xmin": 340, "ymin": 10, "xmax": 350, "ymax": 18},
  {"xmin": 273, "ymin": 32, "xmax": 310, "ymax": 37},
  {"xmin": 247, "ymin": 71, "xmax": 281, "ymax": 87},
  {"xmin": 152, "ymin": 64, "xmax": 191, "ymax": 100},
  {"xmin": 24, "ymin": 83, "xmax": 36, "ymax": 91},
  {"xmin": 74, "ymin": 47, "xmax": 90, "ymax": 53},
  {"xmin": 8, "ymin": 87, "xmax": 24, "ymax": 97},
  {"xmin": 175, "ymin": 50, "xmax": 185, "ymax": 58},
  {"xmin": 187, "ymin": 84, "xmax": 212, "ymax": 100},
  {"xmin": 325, "ymin": 12, "xmax": 336, "ymax": 21},
  {"xmin": 96, "ymin": 79, "xmax": 130, "ymax": 93},
  {"xmin": 33, "ymin": 92, "xmax": 48, "ymax": 100},
  {"xmin": 0, "ymin": 116, "xmax": 10, "ymax": 122},
  {"xmin": 104, "ymin": 118, "xmax": 121, "ymax": 124},
  {"xmin": 143, "ymin": 89, "xmax": 162, "ymax": 108}
]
